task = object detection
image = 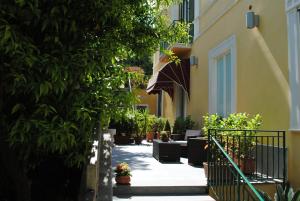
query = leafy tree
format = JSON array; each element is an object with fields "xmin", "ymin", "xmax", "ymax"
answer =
[
  {"xmin": 0, "ymin": 0, "xmax": 190, "ymax": 200},
  {"xmin": 125, "ymin": 54, "xmax": 153, "ymax": 76}
]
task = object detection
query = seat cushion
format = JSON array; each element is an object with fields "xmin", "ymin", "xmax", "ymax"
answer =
[{"xmin": 184, "ymin": 130, "xmax": 201, "ymax": 140}]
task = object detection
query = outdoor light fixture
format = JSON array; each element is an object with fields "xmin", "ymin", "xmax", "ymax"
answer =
[
  {"xmin": 190, "ymin": 56, "xmax": 198, "ymax": 66},
  {"xmin": 246, "ymin": 5, "xmax": 259, "ymax": 29}
]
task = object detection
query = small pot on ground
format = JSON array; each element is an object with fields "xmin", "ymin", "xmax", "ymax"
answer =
[
  {"xmin": 114, "ymin": 162, "xmax": 131, "ymax": 185},
  {"xmin": 115, "ymin": 176, "xmax": 131, "ymax": 185}
]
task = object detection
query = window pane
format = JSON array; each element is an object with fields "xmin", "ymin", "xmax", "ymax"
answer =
[
  {"xmin": 298, "ymin": 8, "xmax": 300, "ymax": 58},
  {"xmin": 217, "ymin": 57, "xmax": 225, "ymax": 116},
  {"xmin": 189, "ymin": 0, "xmax": 194, "ymax": 22},
  {"xmin": 176, "ymin": 85, "xmax": 184, "ymax": 118},
  {"xmin": 225, "ymin": 53, "xmax": 232, "ymax": 116}
]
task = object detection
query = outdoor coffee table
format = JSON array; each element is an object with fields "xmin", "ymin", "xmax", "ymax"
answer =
[{"xmin": 152, "ymin": 139, "xmax": 181, "ymax": 162}]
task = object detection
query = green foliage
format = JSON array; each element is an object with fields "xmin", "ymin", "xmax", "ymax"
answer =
[
  {"xmin": 223, "ymin": 113, "xmax": 262, "ymax": 131},
  {"xmin": 185, "ymin": 115, "xmax": 195, "ymax": 130},
  {"xmin": 202, "ymin": 114, "xmax": 224, "ymax": 136},
  {"xmin": 202, "ymin": 113, "xmax": 262, "ymax": 158},
  {"xmin": 173, "ymin": 116, "xmax": 195, "ymax": 134},
  {"xmin": 157, "ymin": 117, "xmax": 167, "ymax": 132},
  {"xmin": 257, "ymin": 189, "xmax": 272, "ymax": 201},
  {"xmin": 202, "ymin": 113, "xmax": 262, "ymax": 136},
  {"xmin": 114, "ymin": 162, "xmax": 131, "ymax": 177},
  {"xmin": 124, "ymin": 54, "xmax": 153, "ymax": 76},
  {"xmin": 133, "ymin": 109, "xmax": 153, "ymax": 138},
  {"xmin": 0, "ymin": 0, "xmax": 190, "ymax": 170},
  {"xmin": 164, "ymin": 120, "xmax": 171, "ymax": 132},
  {"xmin": 160, "ymin": 130, "xmax": 169, "ymax": 142},
  {"xmin": 173, "ymin": 117, "xmax": 185, "ymax": 134},
  {"xmin": 109, "ymin": 115, "xmax": 137, "ymax": 136},
  {"xmin": 152, "ymin": 117, "xmax": 166, "ymax": 132},
  {"xmin": 275, "ymin": 182, "xmax": 300, "ymax": 201}
]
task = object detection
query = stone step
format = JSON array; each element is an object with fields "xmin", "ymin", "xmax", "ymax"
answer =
[
  {"xmin": 113, "ymin": 195, "xmax": 215, "ymax": 201},
  {"xmin": 113, "ymin": 185, "xmax": 208, "ymax": 196}
]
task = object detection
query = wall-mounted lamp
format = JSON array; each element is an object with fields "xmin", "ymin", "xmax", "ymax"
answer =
[
  {"xmin": 246, "ymin": 5, "xmax": 259, "ymax": 29},
  {"xmin": 190, "ymin": 56, "xmax": 198, "ymax": 67}
]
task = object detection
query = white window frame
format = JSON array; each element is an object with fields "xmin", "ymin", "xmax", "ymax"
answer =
[
  {"xmin": 208, "ymin": 35, "xmax": 237, "ymax": 116},
  {"xmin": 286, "ymin": 0, "xmax": 300, "ymax": 130}
]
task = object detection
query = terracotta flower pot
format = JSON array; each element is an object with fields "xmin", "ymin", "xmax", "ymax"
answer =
[
  {"xmin": 234, "ymin": 157, "xmax": 256, "ymax": 175},
  {"xmin": 146, "ymin": 132, "xmax": 154, "ymax": 142},
  {"xmin": 115, "ymin": 176, "xmax": 131, "ymax": 185},
  {"xmin": 203, "ymin": 162, "xmax": 232, "ymax": 180}
]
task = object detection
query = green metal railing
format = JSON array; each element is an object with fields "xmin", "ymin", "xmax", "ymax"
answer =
[
  {"xmin": 208, "ymin": 129, "xmax": 286, "ymax": 182},
  {"xmin": 208, "ymin": 134, "xmax": 264, "ymax": 201},
  {"xmin": 207, "ymin": 129, "xmax": 286, "ymax": 201}
]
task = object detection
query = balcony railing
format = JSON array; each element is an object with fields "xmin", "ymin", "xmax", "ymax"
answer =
[
  {"xmin": 208, "ymin": 129, "xmax": 286, "ymax": 201},
  {"xmin": 159, "ymin": 20, "xmax": 194, "ymax": 57}
]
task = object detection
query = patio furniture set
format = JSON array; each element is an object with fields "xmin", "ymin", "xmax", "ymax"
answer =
[{"xmin": 152, "ymin": 130, "xmax": 207, "ymax": 166}]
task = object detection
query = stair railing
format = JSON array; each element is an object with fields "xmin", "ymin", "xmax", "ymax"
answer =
[{"xmin": 208, "ymin": 130, "xmax": 264, "ymax": 201}]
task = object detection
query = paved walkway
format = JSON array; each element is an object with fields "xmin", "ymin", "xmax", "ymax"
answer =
[{"xmin": 111, "ymin": 141, "xmax": 207, "ymax": 187}]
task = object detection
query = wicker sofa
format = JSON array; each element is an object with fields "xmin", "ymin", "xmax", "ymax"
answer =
[{"xmin": 172, "ymin": 130, "xmax": 202, "ymax": 157}]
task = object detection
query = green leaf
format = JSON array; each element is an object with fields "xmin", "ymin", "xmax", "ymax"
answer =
[
  {"xmin": 292, "ymin": 191, "xmax": 300, "ymax": 201},
  {"xmin": 2, "ymin": 26, "xmax": 11, "ymax": 43},
  {"xmin": 11, "ymin": 104, "xmax": 23, "ymax": 114},
  {"xmin": 15, "ymin": 0, "xmax": 25, "ymax": 7}
]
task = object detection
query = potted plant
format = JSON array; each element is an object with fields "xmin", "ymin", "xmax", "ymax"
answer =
[
  {"xmin": 134, "ymin": 109, "xmax": 153, "ymax": 144},
  {"xmin": 202, "ymin": 113, "xmax": 262, "ymax": 175},
  {"xmin": 185, "ymin": 115, "xmax": 195, "ymax": 131},
  {"xmin": 274, "ymin": 182, "xmax": 300, "ymax": 201},
  {"xmin": 202, "ymin": 114, "xmax": 223, "ymax": 176},
  {"xmin": 146, "ymin": 115, "xmax": 156, "ymax": 142},
  {"xmin": 114, "ymin": 162, "xmax": 132, "ymax": 185},
  {"xmin": 160, "ymin": 131, "xmax": 169, "ymax": 142},
  {"xmin": 173, "ymin": 117, "xmax": 185, "ymax": 134},
  {"xmin": 164, "ymin": 120, "xmax": 171, "ymax": 133},
  {"xmin": 224, "ymin": 113, "xmax": 262, "ymax": 175}
]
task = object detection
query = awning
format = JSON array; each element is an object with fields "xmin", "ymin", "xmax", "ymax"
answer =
[{"xmin": 146, "ymin": 59, "xmax": 190, "ymax": 99}]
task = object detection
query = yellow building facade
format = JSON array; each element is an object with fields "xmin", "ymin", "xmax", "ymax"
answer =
[
  {"xmin": 148, "ymin": 0, "xmax": 300, "ymax": 188},
  {"xmin": 134, "ymin": 88, "xmax": 158, "ymax": 115}
]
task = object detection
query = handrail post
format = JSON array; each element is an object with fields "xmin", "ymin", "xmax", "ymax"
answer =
[
  {"xmin": 237, "ymin": 175, "xmax": 240, "ymax": 201},
  {"xmin": 208, "ymin": 129, "xmax": 211, "ymax": 186},
  {"xmin": 283, "ymin": 131, "xmax": 286, "ymax": 184}
]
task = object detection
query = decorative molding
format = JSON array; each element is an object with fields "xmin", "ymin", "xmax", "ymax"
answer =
[{"xmin": 286, "ymin": 0, "xmax": 300, "ymax": 12}]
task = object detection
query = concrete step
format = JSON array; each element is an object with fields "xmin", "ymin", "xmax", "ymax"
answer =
[
  {"xmin": 113, "ymin": 185, "xmax": 208, "ymax": 196},
  {"xmin": 113, "ymin": 195, "xmax": 215, "ymax": 201}
]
